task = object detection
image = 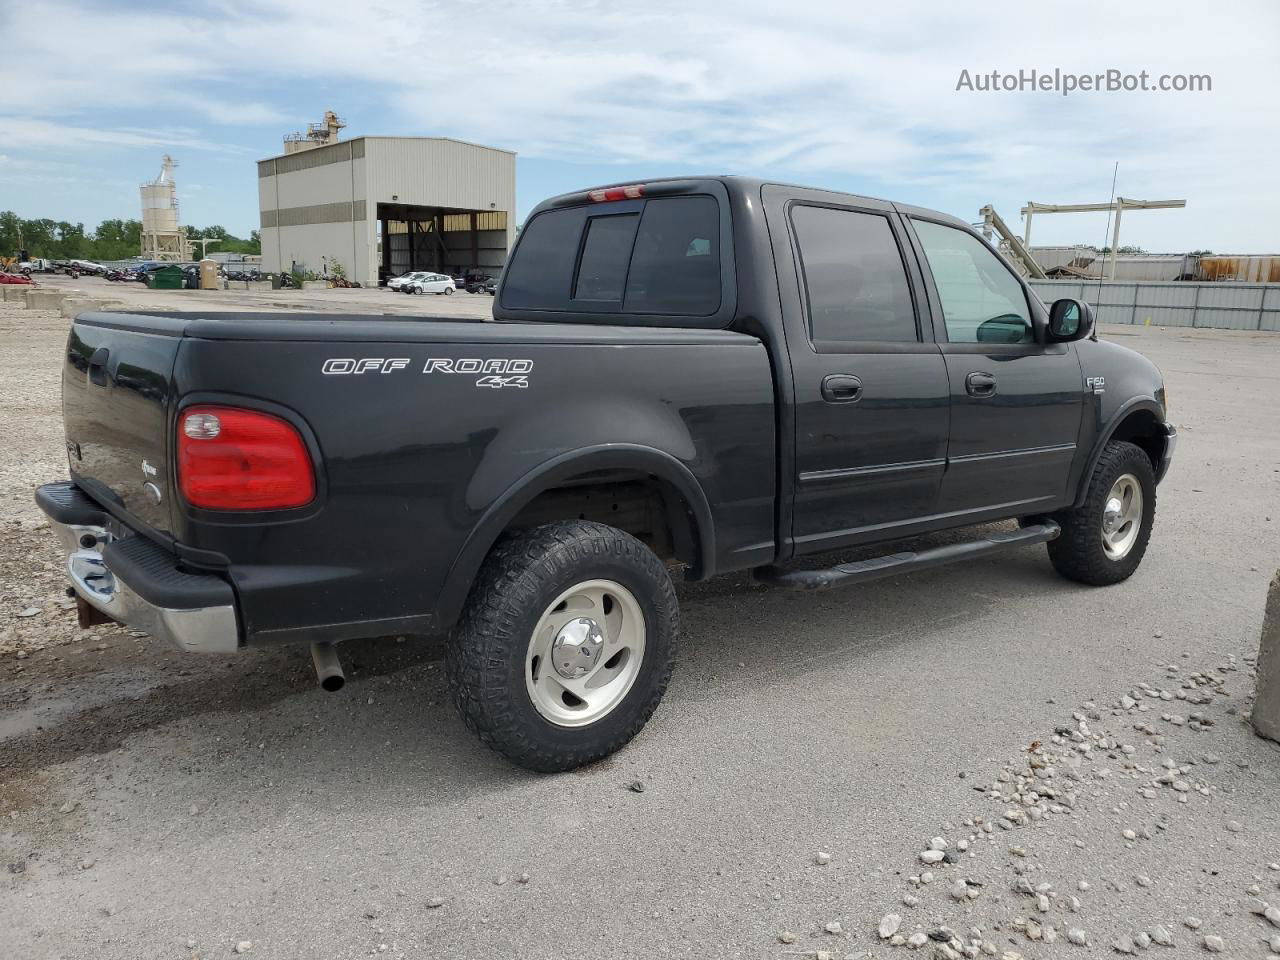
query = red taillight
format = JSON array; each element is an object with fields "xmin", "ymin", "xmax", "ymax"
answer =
[
  {"xmin": 177, "ymin": 405, "xmax": 315, "ymax": 510},
  {"xmin": 587, "ymin": 184, "xmax": 645, "ymax": 203}
]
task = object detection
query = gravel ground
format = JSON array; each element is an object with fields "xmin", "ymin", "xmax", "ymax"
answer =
[{"xmin": 1, "ymin": 288, "xmax": 1279, "ymax": 960}]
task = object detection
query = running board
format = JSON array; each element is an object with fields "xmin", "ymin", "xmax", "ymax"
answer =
[{"xmin": 752, "ymin": 521, "xmax": 1060, "ymax": 591}]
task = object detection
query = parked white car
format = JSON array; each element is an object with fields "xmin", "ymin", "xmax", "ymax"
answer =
[
  {"xmin": 387, "ymin": 271, "xmax": 430, "ymax": 291},
  {"xmin": 405, "ymin": 273, "xmax": 456, "ymax": 295}
]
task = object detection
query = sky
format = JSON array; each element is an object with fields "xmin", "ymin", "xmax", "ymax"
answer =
[{"xmin": 1, "ymin": 0, "xmax": 1277, "ymax": 253}]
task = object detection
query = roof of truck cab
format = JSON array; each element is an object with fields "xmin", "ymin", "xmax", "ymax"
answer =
[{"xmin": 533, "ymin": 175, "xmax": 971, "ymax": 229}]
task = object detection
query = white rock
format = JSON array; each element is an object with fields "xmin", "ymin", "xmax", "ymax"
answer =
[
  {"xmin": 907, "ymin": 931, "xmax": 929, "ymax": 948},
  {"xmin": 823, "ymin": 921, "xmax": 843, "ymax": 935},
  {"xmin": 1122, "ymin": 829, "xmax": 1137, "ymax": 841},
  {"xmin": 1036, "ymin": 894, "xmax": 1050, "ymax": 913},
  {"xmin": 1183, "ymin": 917, "xmax": 1201, "ymax": 930},
  {"xmin": 234, "ymin": 943, "xmax": 252, "ymax": 955},
  {"xmin": 1266, "ymin": 906, "xmax": 1280, "ymax": 929},
  {"xmin": 1203, "ymin": 934, "xmax": 1224, "ymax": 952},
  {"xmin": 778, "ymin": 931, "xmax": 797, "ymax": 944},
  {"xmin": 903, "ymin": 894, "xmax": 919, "ymax": 907},
  {"xmin": 814, "ymin": 851, "xmax": 831, "ymax": 865},
  {"xmin": 1151, "ymin": 925, "xmax": 1174, "ymax": 946},
  {"xmin": 879, "ymin": 914, "xmax": 902, "ymax": 939},
  {"xmin": 951, "ymin": 881, "xmax": 968, "ymax": 901},
  {"xmin": 16, "ymin": 607, "xmax": 41, "ymax": 618},
  {"xmin": 1225, "ymin": 820, "xmax": 1242, "ymax": 833},
  {"xmin": 1067, "ymin": 928, "xmax": 1088, "ymax": 945},
  {"xmin": 930, "ymin": 837, "xmax": 948, "ymax": 851},
  {"xmin": 1247, "ymin": 898, "xmax": 1271, "ymax": 915},
  {"xmin": 920, "ymin": 849, "xmax": 946, "ymax": 864}
]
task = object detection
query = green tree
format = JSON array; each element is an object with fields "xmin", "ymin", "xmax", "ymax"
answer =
[
  {"xmin": 3, "ymin": 210, "xmax": 258, "ymax": 260},
  {"xmin": 0, "ymin": 211, "xmax": 22, "ymax": 257},
  {"xmin": 87, "ymin": 219, "xmax": 142, "ymax": 261}
]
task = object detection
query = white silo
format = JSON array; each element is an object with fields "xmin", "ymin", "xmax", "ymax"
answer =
[{"xmin": 140, "ymin": 155, "xmax": 191, "ymax": 261}]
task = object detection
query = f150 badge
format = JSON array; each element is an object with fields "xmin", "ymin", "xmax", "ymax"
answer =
[
  {"xmin": 1086, "ymin": 376, "xmax": 1106, "ymax": 394},
  {"xmin": 321, "ymin": 357, "xmax": 532, "ymax": 389}
]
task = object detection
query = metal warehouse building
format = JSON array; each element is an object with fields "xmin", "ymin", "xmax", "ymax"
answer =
[{"xmin": 258, "ymin": 135, "xmax": 516, "ymax": 287}]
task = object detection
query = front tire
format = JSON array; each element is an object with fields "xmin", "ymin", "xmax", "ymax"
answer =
[
  {"xmin": 1047, "ymin": 440, "xmax": 1156, "ymax": 586},
  {"xmin": 448, "ymin": 521, "xmax": 678, "ymax": 772}
]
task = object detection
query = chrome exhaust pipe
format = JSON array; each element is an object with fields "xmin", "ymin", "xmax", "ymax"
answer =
[{"xmin": 310, "ymin": 641, "xmax": 345, "ymax": 692}]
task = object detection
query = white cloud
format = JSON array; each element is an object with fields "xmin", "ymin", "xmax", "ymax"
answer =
[{"xmin": 1, "ymin": 0, "xmax": 1277, "ymax": 249}]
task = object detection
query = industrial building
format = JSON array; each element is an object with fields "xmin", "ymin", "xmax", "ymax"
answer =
[{"xmin": 257, "ymin": 115, "xmax": 516, "ymax": 286}]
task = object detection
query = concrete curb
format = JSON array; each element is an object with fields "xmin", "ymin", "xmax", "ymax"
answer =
[
  {"xmin": 1, "ymin": 285, "xmax": 37, "ymax": 301},
  {"xmin": 1252, "ymin": 570, "xmax": 1280, "ymax": 744},
  {"xmin": 24, "ymin": 289, "xmax": 67, "ymax": 311},
  {"xmin": 59, "ymin": 298, "xmax": 125, "ymax": 319}
]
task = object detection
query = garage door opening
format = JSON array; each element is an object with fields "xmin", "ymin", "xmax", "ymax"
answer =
[{"xmin": 378, "ymin": 203, "xmax": 508, "ymax": 286}]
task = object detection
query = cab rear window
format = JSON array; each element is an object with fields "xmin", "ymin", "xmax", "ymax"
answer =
[{"xmin": 502, "ymin": 195, "xmax": 721, "ymax": 316}]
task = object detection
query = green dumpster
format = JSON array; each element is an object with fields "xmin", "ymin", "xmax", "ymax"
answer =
[
  {"xmin": 270, "ymin": 273, "xmax": 283, "ymax": 290},
  {"xmin": 148, "ymin": 266, "xmax": 185, "ymax": 290}
]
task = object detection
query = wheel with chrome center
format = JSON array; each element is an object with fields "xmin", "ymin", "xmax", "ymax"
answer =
[
  {"xmin": 448, "ymin": 520, "xmax": 678, "ymax": 772},
  {"xmin": 526, "ymin": 580, "xmax": 646, "ymax": 727},
  {"xmin": 1100, "ymin": 473, "xmax": 1143, "ymax": 560},
  {"xmin": 1047, "ymin": 440, "xmax": 1156, "ymax": 586}
]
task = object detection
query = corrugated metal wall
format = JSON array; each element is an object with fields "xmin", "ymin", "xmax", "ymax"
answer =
[{"xmin": 1029, "ymin": 280, "xmax": 1280, "ymax": 331}]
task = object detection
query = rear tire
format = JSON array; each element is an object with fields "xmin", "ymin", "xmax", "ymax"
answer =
[
  {"xmin": 448, "ymin": 521, "xmax": 678, "ymax": 772},
  {"xmin": 1047, "ymin": 441, "xmax": 1156, "ymax": 586}
]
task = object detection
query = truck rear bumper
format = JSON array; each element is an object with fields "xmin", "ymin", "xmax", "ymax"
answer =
[{"xmin": 35, "ymin": 482, "xmax": 241, "ymax": 654}]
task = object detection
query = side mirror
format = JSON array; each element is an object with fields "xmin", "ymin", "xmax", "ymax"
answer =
[{"xmin": 1049, "ymin": 298, "xmax": 1094, "ymax": 342}]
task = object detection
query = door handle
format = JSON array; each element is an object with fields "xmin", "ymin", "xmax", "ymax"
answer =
[
  {"xmin": 966, "ymin": 372, "xmax": 996, "ymax": 397},
  {"xmin": 821, "ymin": 374, "xmax": 863, "ymax": 403}
]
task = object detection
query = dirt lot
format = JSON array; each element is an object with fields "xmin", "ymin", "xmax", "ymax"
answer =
[{"xmin": 2, "ymin": 284, "xmax": 1279, "ymax": 960}]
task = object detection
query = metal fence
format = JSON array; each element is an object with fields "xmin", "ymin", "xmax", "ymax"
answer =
[{"xmin": 1029, "ymin": 280, "xmax": 1280, "ymax": 332}]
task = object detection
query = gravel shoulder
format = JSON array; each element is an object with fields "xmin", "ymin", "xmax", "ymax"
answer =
[{"xmin": 1, "ymin": 297, "xmax": 1279, "ymax": 960}]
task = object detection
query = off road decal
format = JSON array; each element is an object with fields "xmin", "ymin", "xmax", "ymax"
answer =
[{"xmin": 323, "ymin": 357, "xmax": 533, "ymax": 388}]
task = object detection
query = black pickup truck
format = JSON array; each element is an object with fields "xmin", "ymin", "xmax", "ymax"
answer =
[{"xmin": 37, "ymin": 177, "xmax": 1175, "ymax": 771}]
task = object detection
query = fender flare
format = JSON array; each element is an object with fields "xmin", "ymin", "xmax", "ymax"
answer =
[
  {"xmin": 1072, "ymin": 397, "xmax": 1166, "ymax": 508},
  {"xmin": 434, "ymin": 444, "xmax": 716, "ymax": 630}
]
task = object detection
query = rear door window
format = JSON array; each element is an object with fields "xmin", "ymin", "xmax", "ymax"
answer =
[{"xmin": 790, "ymin": 205, "xmax": 919, "ymax": 343}]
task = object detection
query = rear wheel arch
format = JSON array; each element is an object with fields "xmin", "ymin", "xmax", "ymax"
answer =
[{"xmin": 435, "ymin": 446, "xmax": 714, "ymax": 630}]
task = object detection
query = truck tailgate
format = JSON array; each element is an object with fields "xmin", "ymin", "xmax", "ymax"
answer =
[{"xmin": 62, "ymin": 313, "xmax": 186, "ymax": 534}]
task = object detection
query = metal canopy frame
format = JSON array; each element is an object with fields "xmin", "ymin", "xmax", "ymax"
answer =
[{"xmin": 1020, "ymin": 198, "xmax": 1187, "ymax": 279}]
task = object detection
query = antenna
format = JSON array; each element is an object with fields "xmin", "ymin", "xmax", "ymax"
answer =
[{"xmin": 1095, "ymin": 162, "xmax": 1119, "ymax": 326}]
